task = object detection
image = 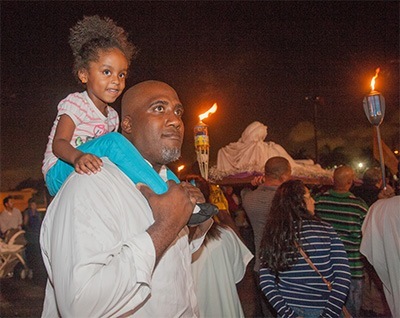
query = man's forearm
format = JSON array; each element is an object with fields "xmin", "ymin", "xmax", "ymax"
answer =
[{"xmin": 147, "ymin": 221, "xmax": 183, "ymax": 263}]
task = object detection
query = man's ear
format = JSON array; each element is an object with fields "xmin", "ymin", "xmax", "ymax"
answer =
[
  {"xmin": 121, "ymin": 115, "xmax": 133, "ymax": 134},
  {"xmin": 78, "ymin": 69, "xmax": 88, "ymax": 84}
]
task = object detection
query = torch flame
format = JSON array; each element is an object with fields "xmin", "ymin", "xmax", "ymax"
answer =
[
  {"xmin": 199, "ymin": 103, "xmax": 218, "ymax": 121},
  {"xmin": 370, "ymin": 67, "xmax": 380, "ymax": 91},
  {"xmin": 177, "ymin": 165, "xmax": 185, "ymax": 172}
]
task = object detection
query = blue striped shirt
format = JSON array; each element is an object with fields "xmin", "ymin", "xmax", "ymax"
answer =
[{"xmin": 259, "ymin": 220, "xmax": 351, "ymax": 318}]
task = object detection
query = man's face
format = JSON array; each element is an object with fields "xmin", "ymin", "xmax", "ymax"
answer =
[
  {"xmin": 122, "ymin": 82, "xmax": 184, "ymax": 170},
  {"xmin": 5, "ymin": 199, "xmax": 13, "ymax": 209}
]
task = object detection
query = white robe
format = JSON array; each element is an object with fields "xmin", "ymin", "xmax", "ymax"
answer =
[
  {"xmin": 40, "ymin": 159, "xmax": 206, "ymax": 317},
  {"xmin": 360, "ymin": 195, "xmax": 400, "ymax": 318},
  {"xmin": 191, "ymin": 226, "xmax": 253, "ymax": 318}
]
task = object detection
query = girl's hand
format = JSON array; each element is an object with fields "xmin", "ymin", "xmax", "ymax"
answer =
[{"xmin": 74, "ymin": 153, "xmax": 103, "ymax": 175}]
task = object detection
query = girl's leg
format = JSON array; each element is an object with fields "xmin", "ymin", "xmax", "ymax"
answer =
[{"xmin": 45, "ymin": 132, "xmax": 179, "ymax": 196}]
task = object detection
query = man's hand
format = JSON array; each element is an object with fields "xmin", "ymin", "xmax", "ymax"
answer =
[
  {"xmin": 137, "ymin": 180, "xmax": 196, "ymax": 261},
  {"xmin": 378, "ymin": 184, "xmax": 395, "ymax": 200},
  {"xmin": 179, "ymin": 181, "xmax": 206, "ymax": 204}
]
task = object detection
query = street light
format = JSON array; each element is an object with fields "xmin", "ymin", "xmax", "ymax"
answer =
[{"xmin": 305, "ymin": 95, "xmax": 322, "ymax": 164}]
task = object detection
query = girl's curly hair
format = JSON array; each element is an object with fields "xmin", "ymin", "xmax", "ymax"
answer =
[{"xmin": 69, "ymin": 15, "xmax": 137, "ymax": 79}]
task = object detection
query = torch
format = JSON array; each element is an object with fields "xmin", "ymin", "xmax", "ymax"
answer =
[
  {"xmin": 363, "ymin": 68, "xmax": 387, "ymax": 188},
  {"xmin": 194, "ymin": 103, "xmax": 217, "ymax": 180}
]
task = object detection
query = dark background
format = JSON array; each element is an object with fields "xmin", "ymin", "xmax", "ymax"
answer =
[{"xmin": 1, "ymin": 1, "xmax": 399, "ymax": 190}]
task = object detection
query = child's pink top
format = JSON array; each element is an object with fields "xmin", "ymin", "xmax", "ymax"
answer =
[{"xmin": 42, "ymin": 91, "xmax": 119, "ymax": 176}]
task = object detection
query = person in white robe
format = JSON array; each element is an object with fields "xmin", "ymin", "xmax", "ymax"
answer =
[
  {"xmin": 360, "ymin": 195, "xmax": 400, "ymax": 318},
  {"xmin": 191, "ymin": 224, "xmax": 253, "ymax": 318}
]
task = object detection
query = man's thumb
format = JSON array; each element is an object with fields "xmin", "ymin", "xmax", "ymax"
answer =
[{"xmin": 136, "ymin": 182, "xmax": 154, "ymax": 199}]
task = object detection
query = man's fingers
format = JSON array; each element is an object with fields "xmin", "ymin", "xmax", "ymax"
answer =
[
  {"xmin": 180, "ymin": 182, "xmax": 205, "ymax": 204},
  {"xmin": 166, "ymin": 180, "xmax": 178, "ymax": 188}
]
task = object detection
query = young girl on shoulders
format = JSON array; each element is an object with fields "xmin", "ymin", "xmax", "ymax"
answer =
[{"xmin": 42, "ymin": 15, "xmax": 136, "ymax": 196}]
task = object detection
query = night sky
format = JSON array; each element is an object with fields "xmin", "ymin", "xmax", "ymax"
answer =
[{"xmin": 1, "ymin": 1, "xmax": 399, "ymax": 190}]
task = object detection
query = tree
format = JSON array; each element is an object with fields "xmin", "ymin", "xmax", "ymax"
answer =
[
  {"xmin": 289, "ymin": 147, "xmax": 311, "ymax": 160},
  {"xmin": 319, "ymin": 145, "xmax": 349, "ymax": 169}
]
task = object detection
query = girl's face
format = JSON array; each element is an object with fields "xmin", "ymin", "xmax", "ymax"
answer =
[
  {"xmin": 304, "ymin": 187, "xmax": 315, "ymax": 215},
  {"xmin": 79, "ymin": 48, "xmax": 129, "ymax": 112}
]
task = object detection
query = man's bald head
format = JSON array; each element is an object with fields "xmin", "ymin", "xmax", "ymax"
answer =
[
  {"xmin": 121, "ymin": 80, "xmax": 178, "ymax": 118},
  {"xmin": 120, "ymin": 80, "xmax": 184, "ymax": 171},
  {"xmin": 333, "ymin": 166, "xmax": 355, "ymax": 192},
  {"xmin": 264, "ymin": 157, "xmax": 292, "ymax": 181}
]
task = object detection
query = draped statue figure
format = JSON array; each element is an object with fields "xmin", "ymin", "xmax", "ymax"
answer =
[{"xmin": 215, "ymin": 121, "xmax": 331, "ymax": 179}]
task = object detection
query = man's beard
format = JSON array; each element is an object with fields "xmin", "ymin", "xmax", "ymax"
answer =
[{"xmin": 161, "ymin": 147, "xmax": 181, "ymax": 163}]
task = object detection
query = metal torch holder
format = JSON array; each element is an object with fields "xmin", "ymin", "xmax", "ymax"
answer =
[
  {"xmin": 194, "ymin": 121, "xmax": 210, "ymax": 180},
  {"xmin": 363, "ymin": 91, "xmax": 386, "ymax": 188}
]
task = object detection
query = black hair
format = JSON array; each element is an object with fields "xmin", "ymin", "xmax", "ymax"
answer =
[
  {"xmin": 259, "ymin": 179, "xmax": 317, "ymax": 272},
  {"xmin": 69, "ymin": 15, "xmax": 137, "ymax": 81},
  {"xmin": 3, "ymin": 196, "xmax": 12, "ymax": 206},
  {"xmin": 362, "ymin": 167, "xmax": 382, "ymax": 186}
]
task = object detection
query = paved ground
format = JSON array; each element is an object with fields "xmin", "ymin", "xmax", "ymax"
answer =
[
  {"xmin": 0, "ymin": 226, "xmax": 391, "ymax": 318},
  {"xmin": 0, "ymin": 226, "xmax": 259, "ymax": 318},
  {"xmin": 0, "ymin": 261, "xmax": 47, "ymax": 318}
]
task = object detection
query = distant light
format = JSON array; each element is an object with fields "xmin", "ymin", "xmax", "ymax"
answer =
[
  {"xmin": 394, "ymin": 150, "xmax": 399, "ymax": 155},
  {"xmin": 358, "ymin": 162, "xmax": 364, "ymax": 168},
  {"xmin": 177, "ymin": 165, "xmax": 185, "ymax": 172}
]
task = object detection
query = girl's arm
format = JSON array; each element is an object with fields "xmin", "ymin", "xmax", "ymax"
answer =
[{"xmin": 53, "ymin": 114, "xmax": 102, "ymax": 174}]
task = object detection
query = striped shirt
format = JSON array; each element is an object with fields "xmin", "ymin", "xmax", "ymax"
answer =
[
  {"xmin": 260, "ymin": 220, "xmax": 351, "ymax": 318},
  {"xmin": 314, "ymin": 190, "xmax": 368, "ymax": 278},
  {"xmin": 42, "ymin": 91, "xmax": 119, "ymax": 176},
  {"xmin": 241, "ymin": 184, "xmax": 277, "ymax": 272}
]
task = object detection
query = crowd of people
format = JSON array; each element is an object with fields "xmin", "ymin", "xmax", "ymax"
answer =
[{"xmin": 1, "ymin": 14, "xmax": 399, "ymax": 318}]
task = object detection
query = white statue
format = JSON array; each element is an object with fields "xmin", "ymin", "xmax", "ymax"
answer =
[{"xmin": 215, "ymin": 121, "xmax": 332, "ymax": 179}]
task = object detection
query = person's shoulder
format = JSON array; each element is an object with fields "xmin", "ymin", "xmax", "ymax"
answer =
[
  {"xmin": 371, "ymin": 195, "xmax": 400, "ymax": 211},
  {"xmin": 306, "ymin": 219, "xmax": 336, "ymax": 233},
  {"xmin": 50, "ymin": 160, "xmax": 131, "ymax": 210},
  {"xmin": 107, "ymin": 105, "xmax": 119, "ymax": 116},
  {"xmin": 240, "ymin": 186, "xmax": 253, "ymax": 197},
  {"xmin": 314, "ymin": 191, "xmax": 329, "ymax": 200},
  {"xmin": 71, "ymin": 159, "xmax": 125, "ymax": 184},
  {"xmin": 55, "ymin": 92, "xmax": 90, "ymax": 124},
  {"xmin": 59, "ymin": 91, "xmax": 86, "ymax": 104},
  {"xmin": 13, "ymin": 207, "xmax": 21, "ymax": 214},
  {"xmin": 348, "ymin": 193, "xmax": 368, "ymax": 207},
  {"xmin": 305, "ymin": 218, "xmax": 327, "ymax": 227}
]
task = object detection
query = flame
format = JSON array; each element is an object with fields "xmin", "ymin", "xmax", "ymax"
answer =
[
  {"xmin": 177, "ymin": 165, "xmax": 185, "ymax": 172},
  {"xmin": 199, "ymin": 103, "xmax": 218, "ymax": 121},
  {"xmin": 370, "ymin": 67, "xmax": 380, "ymax": 91}
]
